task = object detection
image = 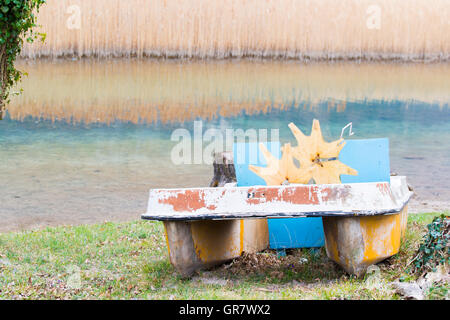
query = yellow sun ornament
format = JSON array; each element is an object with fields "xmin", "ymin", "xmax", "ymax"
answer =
[{"xmin": 249, "ymin": 119, "xmax": 358, "ymax": 185}]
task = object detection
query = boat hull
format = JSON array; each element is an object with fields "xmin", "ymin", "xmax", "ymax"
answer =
[
  {"xmin": 163, "ymin": 219, "xmax": 269, "ymax": 277},
  {"xmin": 143, "ymin": 176, "xmax": 412, "ymax": 276},
  {"xmin": 323, "ymin": 206, "xmax": 408, "ymax": 276}
]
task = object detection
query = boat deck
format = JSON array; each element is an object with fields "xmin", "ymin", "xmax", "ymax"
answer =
[{"xmin": 141, "ymin": 176, "xmax": 412, "ymax": 221}]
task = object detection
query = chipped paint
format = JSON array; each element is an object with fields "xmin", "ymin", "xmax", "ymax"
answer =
[
  {"xmin": 323, "ymin": 205, "xmax": 409, "ymax": 276},
  {"xmin": 360, "ymin": 214, "xmax": 401, "ymax": 261},
  {"xmin": 143, "ymin": 176, "xmax": 412, "ymax": 221},
  {"xmin": 158, "ymin": 189, "xmax": 208, "ymax": 212},
  {"xmin": 376, "ymin": 182, "xmax": 391, "ymax": 195}
]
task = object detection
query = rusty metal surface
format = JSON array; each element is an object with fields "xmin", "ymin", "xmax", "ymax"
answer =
[{"xmin": 142, "ymin": 176, "xmax": 412, "ymax": 221}]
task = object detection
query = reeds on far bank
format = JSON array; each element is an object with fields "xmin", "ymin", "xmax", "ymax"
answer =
[{"xmin": 22, "ymin": 0, "xmax": 450, "ymax": 61}]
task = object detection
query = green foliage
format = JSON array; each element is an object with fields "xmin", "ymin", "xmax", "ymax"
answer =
[
  {"xmin": 426, "ymin": 283, "xmax": 449, "ymax": 300},
  {"xmin": 0, "ymin": 0, "xmax": 46, "ymax": 117},
  {"xmin": 412, "ymin": 215, "xmax": 449, "ymax": 274}
]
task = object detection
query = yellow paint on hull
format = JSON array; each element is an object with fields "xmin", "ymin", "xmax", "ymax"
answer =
[
  {"xmin": 359, "ymin": 213, "xmax": 401, "ymax": 265},
  {"xmin": 164, "ymin": 226, "xmax": 170, "ymax": 256},
  {"xmin": 323, "ymin": 207, "xmax": 409, "ymax": 276},
  {"xmin": 191, "ymin": 220, "xmax": 242, "ymax": 262}
]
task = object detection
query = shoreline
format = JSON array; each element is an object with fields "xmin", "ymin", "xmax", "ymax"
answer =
[
  {"xmin": 17, "ymin": 55, "xmax": 450, "ymax": 64},
  {"xmin": 1, "ymin": 198, "xmax": 447, "ymax": 234},
  {"xmin": 18, "ymin": 53, "xmax": 450, "ymax": 63},
  {"xmin": 408, "ymin": 198, "xmax": 450, "ymax": 214}
]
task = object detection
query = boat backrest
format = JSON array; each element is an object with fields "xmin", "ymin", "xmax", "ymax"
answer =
[
  {"xmin": 232, "ymin": 138, "xmax": 390, "ymax": 249},
  {"xmin": 233, "ymin": 138, "xmax": 390, "ymax": 186},
  {"xmin": 340, "ymin": 138, "xmax": 390, "ymax": 183}
]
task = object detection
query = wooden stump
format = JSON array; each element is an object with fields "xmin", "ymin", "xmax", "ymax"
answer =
[{"xmin": 209, "ymin": 152, "xmax": 236, "ymax": 187}]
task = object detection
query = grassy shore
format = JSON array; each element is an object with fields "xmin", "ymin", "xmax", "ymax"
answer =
[{"xmin": 0, "ymin": 212, "xmax": 447, "ymax": 300}]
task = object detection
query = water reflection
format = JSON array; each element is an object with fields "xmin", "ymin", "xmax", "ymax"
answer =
[
  {"xmin": 1, "ymin": 60, "xmax": 449, "ymax": 231},
  {"xmin": 9, "ymin": 60, "xmax": 450, "ymax": 124}
]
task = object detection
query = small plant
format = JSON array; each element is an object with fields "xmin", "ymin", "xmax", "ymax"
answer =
[
  {"xmin": 426, "ymin": 283, "xmax": 449, "ymax": 300},
  {"xmin": 0, "ymin": 0, "xmax": 46, "ymax": 119},
  {"xmin": 411, "ymin": 215, "xmax": 449, "ymax": 275}
]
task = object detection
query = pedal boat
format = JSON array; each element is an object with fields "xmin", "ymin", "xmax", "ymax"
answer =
[{"xmin": 142, "ymin": 176, "xmax": 412, "ymax": 277}]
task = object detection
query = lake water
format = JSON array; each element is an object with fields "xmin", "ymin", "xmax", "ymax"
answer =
[{"xmin": 1, "ymin": 60, "xmax": 449, "ymax": 231}]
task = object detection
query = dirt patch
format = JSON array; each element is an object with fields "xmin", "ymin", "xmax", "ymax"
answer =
[
  {"xmin": 222, "ymin": 251, "xmax": 282, "ymax": 275},
  {"xmin": 213, "ymin": 249, "xmax": 343, "ymax": 282}
]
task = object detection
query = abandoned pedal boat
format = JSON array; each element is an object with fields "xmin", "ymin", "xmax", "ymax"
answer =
[{"xmin": 142, "ymin": 176, "xmax": 413, "ymax": 277}]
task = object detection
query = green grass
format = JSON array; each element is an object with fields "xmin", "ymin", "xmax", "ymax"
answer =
[{"xmin": 0, "ymin": 212, "xmax": 447, "ymax": 299}]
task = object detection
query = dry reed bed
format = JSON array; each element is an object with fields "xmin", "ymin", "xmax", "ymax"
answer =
[{"xmin": 21, "ymin": 0, "xmax": 450, "ymax": 60}]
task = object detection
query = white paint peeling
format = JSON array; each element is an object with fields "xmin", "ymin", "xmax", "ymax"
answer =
[{"xmin": 142, "ymin": 176, "xmax": 413, "ymax": 221}]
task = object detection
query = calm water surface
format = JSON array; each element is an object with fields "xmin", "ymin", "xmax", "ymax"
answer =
[{"xmin": 1, "ymin": 60, "xmax": 449, "ymax": 231}]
